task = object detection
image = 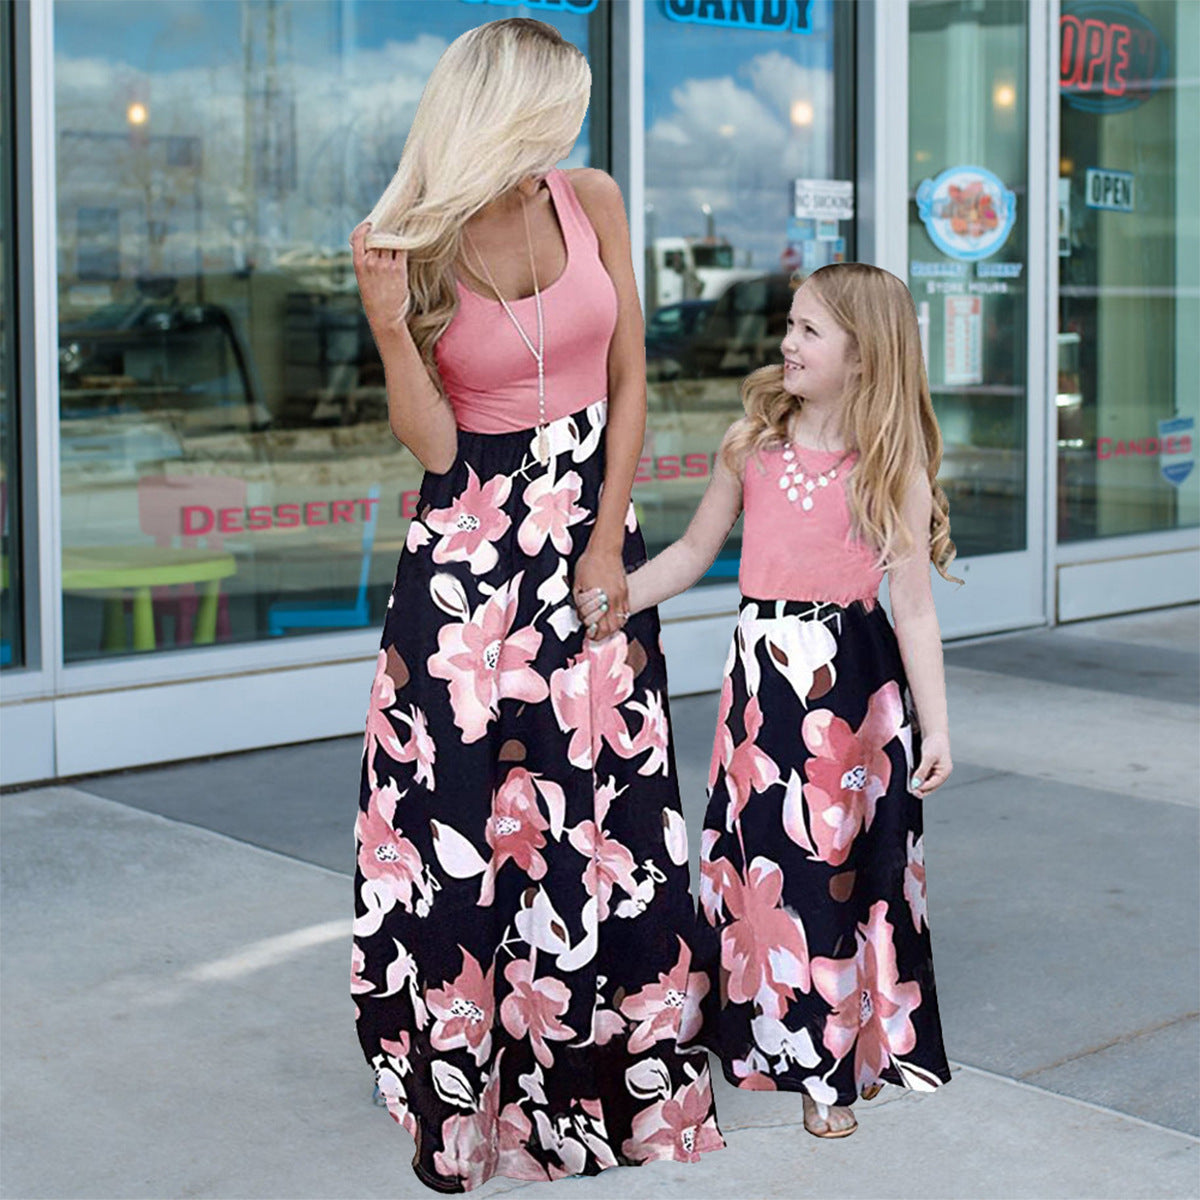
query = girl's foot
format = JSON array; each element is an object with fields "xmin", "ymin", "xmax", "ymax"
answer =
[
  {"xmin": 802, "ymin": 1094, "xmax": 858, "ymax": 1139},
  {"xmin": 861, "ymin": 1082, "xmax": 883, "ymax": 1101}
]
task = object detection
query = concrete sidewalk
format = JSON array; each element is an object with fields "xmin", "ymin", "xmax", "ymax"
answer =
[{"xmin": 2, "ymin": 607, "xmax": 1198, "ymax": 1199}]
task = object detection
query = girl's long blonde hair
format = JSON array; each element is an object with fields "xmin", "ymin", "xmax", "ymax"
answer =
[
  {"xmin": 724, "ymin": 263, "xmax": 958, "ymax": 581},
  {"xmin": 361, "ymin": 18, "xmax": 590, "ymax": 386}
]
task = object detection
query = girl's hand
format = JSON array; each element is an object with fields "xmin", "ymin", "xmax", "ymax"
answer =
[
  {"xmin": 350, "ymin": 222, "xmax": 409, "ymax": 340},
  {"xmin": 911, "ymin": 731, "xmax": 952, "ymax": 796},
  {"xmin": 573, "ymin": 547, "xmax": 629, "ymax": 642}
]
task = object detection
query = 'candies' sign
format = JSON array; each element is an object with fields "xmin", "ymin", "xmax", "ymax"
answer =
[
  {"xmin": 662, "ymin": 1, "xmax": 812, "ymax": 34},
  {"xmin": 1060, "ymin": 2, "xmax": 1168, "ymax": 113}
]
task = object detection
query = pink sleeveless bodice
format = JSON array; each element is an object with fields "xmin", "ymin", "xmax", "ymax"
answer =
[
  {"xmin": 434, "ymin": 169, "xmax": 618, "ymax": 433},
  {"xmin": 739, "ymin": 443, "xmax": 883, "ymax": 606}
]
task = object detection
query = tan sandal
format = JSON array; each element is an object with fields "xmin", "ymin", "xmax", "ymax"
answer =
[
  {"xmin": 860, "ymin": 1082, "xmax": 883, "ymax": 1101},
  {"xmin": 802, "ymin": 1095, "xmax": 858, "ymax": 1139}
]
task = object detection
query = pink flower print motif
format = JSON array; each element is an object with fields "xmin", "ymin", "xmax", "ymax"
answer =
[
  {"xmin": 620, "ymin": 936, "xmax": 709, "ymax": 1052},
  {"xmin": 623, "ymin": 1073, "xmax": 724, "ymax": 1164},
  {"xmin": 626, "ymin": 689, "xmax": 671, "ymax": 776},
  {"xmin": 720, "ymin": 856, "xmax": 811, "ymax": 1019},
  {"xmin": 517, "ymin": 469, "xmax": 588, "ymax": 557},
  {"xmin": 428, "ymin": 573, "xmax": 548, "ymax": 744},
  {"xmin": 425, "ymin": 464, "xmax": 512, "ymax": 576},
  {"xmin": 355, "ymin": 781, "xmax": 431, "ymax": 914},
  {"xmin": 363, "ymin": 651, "xmax": 404, "ymax": 789},
  {"xmin": 392, "ymin": 705, "xmax": 436, "ymax": 791},
  {"xmin": 426, "ymin": 948, "xmax": 496, "ymax": 1067},
  {"xmin": 904, "ymin": 831, "xmax": 928, "ymax": 931},
  {"xmin": 698, "ymin": 829, "xmax": 739, "ymax": 926},
  {"xmin": 500, "ymin": 958, "xmax": 575, "ymax": 1068},
  {"xmin": 800, "ymin": 681, "xmax": 904, "ymax": 866},
  {"xmin": 568, "ymin": 821, "xmax": 638, "ymax": 922},
  {"xmin": 811, "ymin": 900, "xmax": 922, "ymax": 1090},
  {"xmin": 566, "ymin": 774, "xmax": 636, "ymax": 921},
  {"xmin": 350, "ymin": 943, "xmax": 373, "ymax": 995},
  {"xmin": 498, "ymin": 1102, "xmax": 549, "ymax": 1181},
  {"xmin": 722, "ymin": 694, "xmax": 781, "ymax": 830},
  {"xmin": 432, "ymin": 1057, "xmax": 502, "ymax": 1189},
  {"xmin": 708, "ymin": 675, "xmax": 734, "ymax": 791},
  {"xmin": 549, "ymin": 634, "xmax": 636, "ymax": 770},
  {"xmin": 480, "ymin": 768, "xmax": 551, "ymax": 904}
]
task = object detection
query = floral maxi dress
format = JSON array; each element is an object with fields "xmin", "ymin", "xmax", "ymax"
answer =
[
  {"xmin": 686, "ymin": 444, "xmax": 952, "ymax": 1108},
  {"xmin": 353, "ymin": 399, "xmax": 724, "ymax": 1192}
]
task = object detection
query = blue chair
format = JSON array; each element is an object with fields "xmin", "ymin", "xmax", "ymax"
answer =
[{"xmin": 267, "ymin": 486, "xmax": 381, "ymax": 635}]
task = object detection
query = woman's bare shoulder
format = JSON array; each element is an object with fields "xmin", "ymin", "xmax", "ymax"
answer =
[{"xmin": 561, "ymin": 168, "xmax": 626, "ymax": 222}]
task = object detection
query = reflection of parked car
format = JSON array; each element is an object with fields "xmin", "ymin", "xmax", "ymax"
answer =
[
  {"xmin": 58, "ymin": 290, "xmax": 268, "ymax": 432},
  {"xmin": 684, "ymin": 273, "xmax": 794, "ymax": 378},
  {"xmin": 645, "ymin": 300, "xmax": 712, "ymax": 381}
]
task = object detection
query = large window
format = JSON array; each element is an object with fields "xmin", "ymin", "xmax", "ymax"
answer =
[
  {"xmin": 908, "ymin": 0, "xmax": 1029, "ymax": 560},
  {"xmin": 639, "ymin": 0, "xmax": 855, "ymax": 579},
  {"xmin": 53, "ymin": 0, "xmax": 598, "ymax": 662},
  {"xmin": 1, "ymin": 1, "xmax": 21, "ymax": 671},
  {"xmin": 1056, "ymin": 0, "xmax": 1199, "ymax": 542}
]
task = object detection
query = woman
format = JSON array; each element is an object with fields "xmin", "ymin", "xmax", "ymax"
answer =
[{"xmin": 350, "ymin": 18, "xmax": 723, "ymax": 1192}]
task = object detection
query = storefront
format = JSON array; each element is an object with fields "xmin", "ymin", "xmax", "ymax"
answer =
[{"xmin": 2, "ymin": 0, "xmax": 1196, "ymax": 784}]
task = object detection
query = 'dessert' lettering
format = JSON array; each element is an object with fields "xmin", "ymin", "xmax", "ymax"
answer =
[{"xmin": 181, "ymin": 496, "xmax": 379, "ymax": 536}]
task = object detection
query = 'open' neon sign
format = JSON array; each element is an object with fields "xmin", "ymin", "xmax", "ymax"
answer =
[{"xmin": 1060, "ymin": 2, "xmax": 1167, "ymax": 113}]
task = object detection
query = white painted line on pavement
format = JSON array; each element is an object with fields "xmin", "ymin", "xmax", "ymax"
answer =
[{"xmin": 184, "ymin": 918, "xmax": 352, "ymax": 982}]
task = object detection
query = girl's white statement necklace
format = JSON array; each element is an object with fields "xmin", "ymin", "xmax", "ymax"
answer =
[
  {"xmin": 462, "ymin": 195, "xmax": 550, "ymax": 465},
  {"xmin": 778, "ymin": 443, "xmax": 852, "ymax": 511}
]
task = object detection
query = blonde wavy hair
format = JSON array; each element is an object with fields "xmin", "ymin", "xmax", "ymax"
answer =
[
  {"xmin": 723, "ymin": 263, "xmax": 958, "ymax": 581},
  {"xmin": 361, "ymin": 18, "xmax": 590, "ymax": 385}
]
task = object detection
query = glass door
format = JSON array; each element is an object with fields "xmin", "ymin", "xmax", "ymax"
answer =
[
  {"xmin": 1056, "ymin": 0, "xmax": 1199, "ymax": 545},
  {"xmin": 907, "ymin": 0, "xmax": 1045, "ymax": 634}
]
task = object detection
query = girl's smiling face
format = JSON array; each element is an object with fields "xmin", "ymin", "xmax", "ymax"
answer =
[{"xmin": 781, "ymin": 284, "xmax": 858, "ymax": 404}]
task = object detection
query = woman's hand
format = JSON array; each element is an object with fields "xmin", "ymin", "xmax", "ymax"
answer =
[
  {"xmin": 911, "ymin": 731, "xmax": 952, "ymax": 796},
  {"xmin": 350, "ymin": 222, "xmax": 409, "ymax": 342},
  {"xmin": 573, "ymin": 546, "xmax": 629, "ymax": 642}
]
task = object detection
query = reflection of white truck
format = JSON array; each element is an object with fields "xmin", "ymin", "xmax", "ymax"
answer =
[{"xmin": 647, "ymin": 237, "xmax": 759, "ymax": 311}]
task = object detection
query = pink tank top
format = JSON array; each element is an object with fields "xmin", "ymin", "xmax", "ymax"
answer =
[
  {"xmin": 739, "ymin": 443, "xmax": 884, "ymax": 606},
  {"xmin": 434, "ymin": 170, "xmax": 619, "ymax": 433}
]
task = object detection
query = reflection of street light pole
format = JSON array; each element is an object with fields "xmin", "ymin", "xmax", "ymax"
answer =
[{"xmin": 701, "ymin": 202, "xmax": 715, "ymax": 241}]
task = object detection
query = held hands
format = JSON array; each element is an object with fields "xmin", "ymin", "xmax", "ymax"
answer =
[
  {"xmin": 910, "ymin": 730, "xmax": 953, "ymax": 797},
  {"xmin": 350, "ymin": 222, "xmax": 409, "ymax": 340},
  {"xmin": 572, "ymin": 547, "xmax": 630, "ymax": 641}
]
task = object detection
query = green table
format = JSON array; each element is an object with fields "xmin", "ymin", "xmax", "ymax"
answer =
[{"xmin": 62, "ymin": 546, "xmax": 237, "ymax": 651}]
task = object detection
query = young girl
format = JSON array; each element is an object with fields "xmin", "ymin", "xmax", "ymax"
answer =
[{"xmin": 579, "ymin": 262, "xmax": 956, "ymax": 1138}]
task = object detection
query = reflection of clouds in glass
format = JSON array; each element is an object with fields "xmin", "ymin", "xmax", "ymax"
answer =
[
  {"xmin": 54, "ymin": 28, "xmax": 587, "ymax": 262},
  {"xmin": 647, "ymin": 51, "xmax": 834, "ymax": 275}
]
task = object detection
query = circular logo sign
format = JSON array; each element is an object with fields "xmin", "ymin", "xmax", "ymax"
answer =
[{"xmin": 915, "ymin": 166, "xmax": 1017, "ymax": 263}]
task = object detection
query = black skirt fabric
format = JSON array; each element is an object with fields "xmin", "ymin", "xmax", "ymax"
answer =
[{"xmin": 353, "ymin": 399, "xmax": 723, "ymax": 1192}]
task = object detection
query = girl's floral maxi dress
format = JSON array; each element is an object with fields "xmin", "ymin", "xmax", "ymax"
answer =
[{"xmin": 684, "ymin": 443, "xmax": 952, "ymax": 1108}]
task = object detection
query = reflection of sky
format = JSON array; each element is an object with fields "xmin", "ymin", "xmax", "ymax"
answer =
[
  {"xmin": 645, "ymin": 0, "xmax": 838, "ymax": 276},
  {"xmin": 52, "ymin": 0, "xmax": 839, "ymax": 273},
  {"xmin": 54, "ymin": 1, "xmax": 593, "ymax": 256}
]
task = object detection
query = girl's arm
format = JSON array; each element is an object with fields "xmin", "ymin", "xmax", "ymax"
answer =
[
  {"xmin": 350, "ymin": 223, "xmax": 458, "ymax": 474},
  {"xmin": 578, "ymin": 429, "xmax": 743, "ymax": 631},
  {"xmin": 569, "ymin": 170, "xmax": 646, "ymax": 640},
  {"xmin": 888, "ymin": 474, "xmax": 953, "ymax": 796}
]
